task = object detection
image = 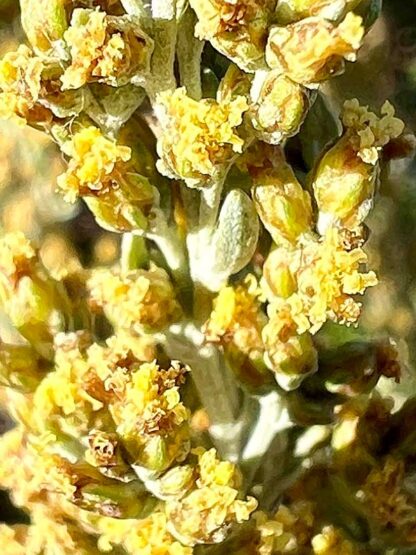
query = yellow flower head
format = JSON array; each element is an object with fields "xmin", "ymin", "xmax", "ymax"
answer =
[
  {"xmin": 61, "ymin": 8, "xmax": 153, "ymax": 90},
  {"xmin": 266, "ymin": 13, "xmax": 364, "ymax": 86},
  {"xmin": 20, "ymin": 0, "xmax": 68, "ymax": 54},
  {"xmin": 57, "ymin": 126, "xmax": 153, "ymax": 231},
  {"xmin": 262, "ymin": 228, "xmax": 377, "ymax": 336},
  {"xmin": 110, "ymin": 360, "xmax": 191, "ymax": 473},
  {"xmin": 0, "ymin": 231, "xmax": 36, "ymax": 285},
  {"xmin": 88, "ymin": 265, "xmax": 181, "ymax": 332},
  {"xmin": 165, "ymin": 448, "xmax": 257, "ymax": 546},
  {"xmin": 190, "ymin": 0, "xmax": 275, "ymax": 72},
  {"xmin": 342, "ymin": 99, "xmax": 406, "ymax": 164},
  {"xmin": 96, "ymin": 511, "xmax": 193, "ymax": 554},
  {"xmin": 0, "ymin": 45, "xmax": 50, "ymax": 125},
  {"xmin": 156, "ymin": 87, "xmax": 248, "ymax": 188},
  {"xmin": 204, "ymin": 275, "xmax": 266, "ymax": 360},
  {"xmin": 58, "ymin": 126, "xmax": 131, "ymax": 203}
]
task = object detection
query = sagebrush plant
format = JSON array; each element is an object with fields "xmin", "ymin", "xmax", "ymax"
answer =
[{"xmin": 0, "ymin": 0, "xmax": 415, "ymax": 553}]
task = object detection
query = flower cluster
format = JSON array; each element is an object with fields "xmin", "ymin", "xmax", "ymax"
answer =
[{"xmin": 0, "ymin": 0, "xmax": 414, "ymax": 554}]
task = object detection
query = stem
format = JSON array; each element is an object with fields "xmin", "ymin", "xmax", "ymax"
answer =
[
  {"xmin": 177, "ymin": 9, "xmax": 204, "ymax": 100},
  {"xmin": 147, "ymin": 0, "xmax": 177, "ymax": 100},
  {"xmin": 186, "ymin": 173, "xmax": 227, "ymax": 291},
  {"xmin": 164, "ymin": 322, "xmax": 245, "ymax": 460}
]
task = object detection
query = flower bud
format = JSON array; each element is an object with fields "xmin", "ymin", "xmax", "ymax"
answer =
[
  {"xmin": 313, "ymin": 135, "xmax": 377, "ymax": 234},
  {"xmin": 0, "ymin": 232, "xmax": 65, "ymax": 358},
  {"xmin": 190, "ymin": 0, "xmax": 275, "ymax": 72},
  {"xmin": 0, "ymin": 342, "xmax": 49, "ymax": 392},
  {"xmin": 261, "ymin": 246, "xmax": 298, "ymax": 300},
  {"xmin": 88, "ymin": 265, "xmax": 181, "ymax": 333},
  {"xmin": 251, "ymin": 153, "xmax": 313, "ymax": 245},
  {"xmin": 266, "ymin": 13, "xmax": 364, "ymax": 86},
  {"xmin": 312, "ymin": 100, "xmax": 407, "ymax": 234},
  {"xmin": 263, "ymin": 326, "xmax": 318, "ymax": 390},
  {"xmin": 249, "ymin": 71, "xmax": 311, "ymax": 144},
  {"xmin": 20, "ymin": 0, "xmax": 68, "ymax": 54},
  {"xmin": 147, "ymin": 464, "xmax": 195, "ymax": 500}
]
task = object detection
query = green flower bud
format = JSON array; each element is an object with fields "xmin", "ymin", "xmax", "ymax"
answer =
[
  {"xmin": 146, "ymin": 464, "xmax": 195, "ymax": 500},
  {"xmin": 263, "ymin": 329, "xmax": 318, "ymax": 390},
  {"xmin": 261, "ymin": 246, "xmax": 298, "ymax": 300},
  {"xmin": 312, "ymin": 134, "xmax": 378, "ymax": 234},
  {"xmin": 20, "ymin": 0, "xmax": 68, "ymax": 54},
  {"xmin": 251, "ymin": 151, "xmax": 313, "ymax": 245},
  {"xmin": 249, "ymin": 71, "xmax": 311, "ymax": 144}
]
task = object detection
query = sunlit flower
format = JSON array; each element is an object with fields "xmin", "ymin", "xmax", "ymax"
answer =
[
  {"xmin": 312, "ymin": 525, "xmax": 360, "ymax": 554},
  {"xmin": 156, "ymin": 87, "xmax": 248, "ymax": 187},
  {"xmin": 253, "ymin": 502, "xmax": 315, "ymax": 554},
  {"xmin": 262, "ymin": 228, "xmax": 377, "ymax": 335},
  {"xmin": 57, "ymin": 126, "xmax": 153, "ymax": 230},
  {"xmin": 266, "ymin": 13, "xmax": 364, "ymax": 86},
  {"xmin": 61, "ymin": 8, "xmax": 153, "ymax": 90},
  {"xmin": 0, "ymin": 45, "xmax": 49, "ymax": 125},
  {"xmin": 204, "ymin": 274, "xmax": 266, "ymax": 361},
  {"xmin": 88, "ymin": 265, "xmax": 181, "ymax": 332},
  {"xmin": 190, "ymin": 0, "xmax": 275, "ymax": 72},
  {"xmin": 165, "ymin": 448, "xmax": 257, "ymax": 546}
]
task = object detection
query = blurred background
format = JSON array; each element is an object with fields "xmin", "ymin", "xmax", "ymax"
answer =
[{"xmin": 0, "ymin": 0, "xmax": 415, "ymax": 530}]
